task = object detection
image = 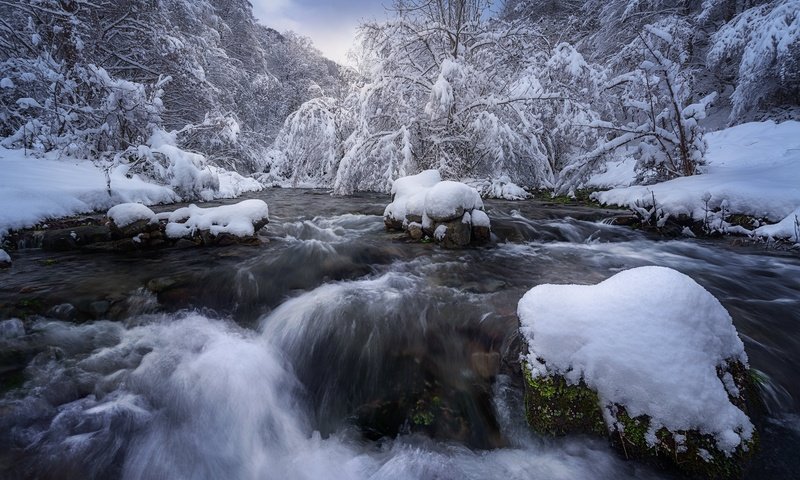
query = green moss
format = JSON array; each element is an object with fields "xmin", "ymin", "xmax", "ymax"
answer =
[
  {"xmin": 522, "ymin": 362, "xmax": 606, "ymax": 436},
  {"xmin": 40, "ymin": 258, "xmax": 59, "ymax": 266},
  {"xmin": 522, "ymin": 358, "xmax": 758, "ymax": 479},
  {"xmin": 611, "ymin": 407, "xmax": 758, "ymax": 479}
]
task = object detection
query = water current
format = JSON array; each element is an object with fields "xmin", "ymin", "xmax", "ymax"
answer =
[{"xmin": 1, "ymin": 189, "xmax": 798, "ymax": 479}]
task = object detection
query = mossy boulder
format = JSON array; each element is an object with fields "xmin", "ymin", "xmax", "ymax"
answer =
[
  {"xmin": 518, "ymin": 267, "xmax": 760, "ymax": 479},
  {"xmin": 522, "ymin": 358, "xmax": 758, "ymax": 479}
]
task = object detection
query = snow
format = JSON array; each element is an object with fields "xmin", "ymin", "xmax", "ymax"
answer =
[
  {"xmin": 107, "ymin": 203, "xmax": 156, "ymax": 227},
  {"xmin": 0, "ymin": 248, "xmax": 10, "ymax": 264},
  {"xmin": 384, "ymin": 170, "xmax": 442, "ymax": 221},
  {"xmin": 592, "ymin": 121, "xmax": 800, "ymax": 236},
  {"xmin": 463, "ymin": 176, "xmax": 530, "ymax": 200},
  {"xmin": 0, "ymin": 147, "xmax": 176, "ymax": 238},
  {"xmin": 471, "ymin": 209, "xmax": 490, "ymax": 228},
  {"xmin": 0, "ymin": 146, "xmax": 263, "ymax": 239},
  {"xmin": 424, "ymin": 181, "xmax": 484, "ymax": 221},
  {"xmin": 434, "ymin": 224, "xmax": 447, "ymax": 241},
  {"xmin": 163, "ymin": 199, "xmax": 269, "ymax": 239},
  {"xmin": 755, "ymin": 206, "xmax": 800, "ymax": 243},
  {"xmin": 518, "ymin": 266, "xmax": 753, "ymax": 453}
]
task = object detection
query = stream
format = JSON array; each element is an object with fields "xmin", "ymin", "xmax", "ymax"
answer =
[{"xmin": 1, "ymin": 189, "xmax": 798, "ymax": 479}]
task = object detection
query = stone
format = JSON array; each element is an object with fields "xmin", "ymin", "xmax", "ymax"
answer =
[
  {"xmin": 41, "ymin": 225, "xmax": 111, "ymax": 251},
  {"xmin": 384, "ymin": 216, "xmax": 404, "ymax": 231},
  {"xmin": 436, "ymin": 219, "xmax": 471, "ymax": 248},
  {"xmin": 48, "ymin": 303, "xmax": 77, "ymax": 321},
  {"xmin": 408, "ymin": 222, "xmax": 424, "ymax": 241},
  {"xmin": 89, "ymin": 300, "xmax": 111, "ymax": 317},
  {"xmin": 472, "ymin": 225, "xmax": 491, "ymax": 243},
  {"xmin": 522, "ymin": 358, "xmax": 759, "ymax": 479},
  {"xmin": 108, "ymin": 218, "xmax": 157, "ymax": 239},
  {"xmin": 0, "ymin": 318, "xmax": 25, "ymax": 339},
  {"xmin": 470, "ymin": 351, "xmax": 500, "ymax": 379}
]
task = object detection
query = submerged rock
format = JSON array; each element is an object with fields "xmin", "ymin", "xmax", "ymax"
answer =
[{"xmin": 518, "ymin": 266, "xmax": 759, "ymax": 478}]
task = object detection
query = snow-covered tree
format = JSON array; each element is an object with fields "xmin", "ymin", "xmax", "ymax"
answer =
[{"xmin": 707, "ymin": 0, "xmax": 800, "ymax": 120}]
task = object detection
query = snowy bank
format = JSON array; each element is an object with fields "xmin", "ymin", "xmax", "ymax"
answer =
[
  {"xmin": 0, "ymin": 147, "xmax": 262, "ymax": 239},
  {"xmin": 519, "ymin": 266, "xmax": 757, "ymax": 477},
  {"xmin": 592, "ymin": 121, "xmax": 800, "ymax": 241},
  {"xmin": 384, "ymin": 171, "xmax": 490, "ymax": 247}
]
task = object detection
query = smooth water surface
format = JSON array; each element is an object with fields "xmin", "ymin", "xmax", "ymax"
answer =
[{"xmin": 1, "ymin": 189, "xmax": 798, "ymax": 479}]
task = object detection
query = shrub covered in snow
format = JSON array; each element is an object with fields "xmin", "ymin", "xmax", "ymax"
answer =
[
  {"xmin": 383, "ymin": 171, "xmax": 490, "ymax": 247},
  {"xmin": 518, "ymin": 266, "xmax": 758, "ymax": 477},
  {"xmin": 463, "ymin": 177, "xmax": 530, "ymax": 200}
]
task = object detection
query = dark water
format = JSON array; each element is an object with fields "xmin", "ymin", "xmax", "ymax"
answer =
[{"xmin": 0, "ymin": 189, "xmax": 798, "ymax": 479}]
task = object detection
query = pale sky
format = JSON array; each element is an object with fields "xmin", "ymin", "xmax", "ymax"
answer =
[{"xmin": 251, "ymin": 0, "xmax": 390, "ymax": 64}]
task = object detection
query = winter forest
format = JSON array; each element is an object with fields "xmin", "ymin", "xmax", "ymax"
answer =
[
  {"xmin": 1, "ymin": 1, "xmax": 800, "ymax": 479},
  {"xmin": 2, "ymin": 0, "xmax": 798, "ymax": 198}
]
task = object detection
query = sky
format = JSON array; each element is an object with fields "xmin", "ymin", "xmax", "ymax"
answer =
[{"xmin": 251, "ymin": 0, "xmax": 391, "ymax": 64}]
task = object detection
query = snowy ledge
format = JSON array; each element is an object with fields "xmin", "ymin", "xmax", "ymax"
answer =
[
  {"xmin": 591, "ymin": 121, "xmax": 800, "ymax": 244},
  {"xmin": 0, "ymin": 146, "xmax": 263, "ymax": 241},
  {"xmin": 518, "ymin": 266, "xmax": 758, "ymax": 477}
]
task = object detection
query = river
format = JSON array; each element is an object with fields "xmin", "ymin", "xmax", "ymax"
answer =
[{"xmin": 1, "ymin": 189, "xmax": 798, "ymax": 479}]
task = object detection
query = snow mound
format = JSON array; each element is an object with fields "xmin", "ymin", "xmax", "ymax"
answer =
[
  {"xmin": 518, "ymin": 266, "xmax": 753, "ymax": 453},
  {"xmin": 0, "ymin": 248, "xmax": 10, "ymax": 266},
  {"xmin": 424, "ymin": 181, "xmax": 484, "ymax": 221},
  {"xmin": 592, "ymin": 121, "xmax": 800, "ymax": 237},
  {"xmin": 385, "ymin": 170, "xmax": 442, "ymax": 222},
  {"xmin": 755, "ymin": 206, "xmax": 800, "ymax": 243},
  {"xmin": 163, "ymin": 199, "xmax": 270, "ymax": 239},
  {"xmin": 107, "ymin": 203, "xmax": 156, "ymax": 227}
]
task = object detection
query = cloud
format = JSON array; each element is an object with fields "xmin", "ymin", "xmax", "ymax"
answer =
[{"xmin": 250, "ymin": 0, "xmax": 387, "ymax": 64}]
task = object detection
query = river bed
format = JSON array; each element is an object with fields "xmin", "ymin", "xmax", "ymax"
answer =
[{"xmin": 1, "ymin": 189, "xmax": 798, "ymax": 479}]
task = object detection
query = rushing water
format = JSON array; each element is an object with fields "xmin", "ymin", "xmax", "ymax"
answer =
[{"xmin": 1, "ymin": 189, "xmax": 798, "ymax": 479}]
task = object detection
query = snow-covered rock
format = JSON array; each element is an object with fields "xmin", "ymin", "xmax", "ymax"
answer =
[
  {"xmin": 383, "ymin": 171, "xmax": 490, "ymax": 247},
  {"xmin": 0, "ymin": 248, "xmax": 11, "ymax": 268},
  {"xmin": 424, "ymin": 181, "xmax": 484, "ymax": 221},
  {"xmin": 99, "ymin": 199, "xmax": 270, "ymax": 250},
  {"xmin": 107, "ymin": 203, "xmax": 157, "ymax": 228},
  {"xmin": 518, "ymin": 266, "xmax": 757, "ymax": 477},
  {"xmin": 163, "ymin": 199, "xmax": 270, "ymax": 240}
]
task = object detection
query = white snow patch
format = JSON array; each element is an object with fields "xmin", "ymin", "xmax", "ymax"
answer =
[
  {"xmin": 385, "ymin": 170, "xmax": 442, "ymax": 221},
  {"xmin": 0, "ymin": 146, "xmax": 263, "ymax": 240},
  {"xmin": 0, "ymin": 147, "xmax": 176, "ymax": 238},
  {"xmin": 424, "ymin": 181, "xmax": 483, "ymax": 221},
  {"xmin": 163, "ymin": 199, "xmax": 269, "ymax": 239},
  {"xmin": 0, "ymin": 248, "xmax": 10, "ymax": 264},
  {"xmin": 518, "ymin": 266, "xmax": 753, "ymax": 453},
  {"xmin": 471, "ymin": 209, "xmax": 491, "ymax": 228},
  {"xmin": 107, "ymin": 203, "xmax": 156, "ymax": 227},
  {"xmin": 755, "ymin": 206, "xmax": 800, "ymax": 243},
  {"xmin": 434, "ymin": 224, "xmax": 447, "ymax": 241},
  {"xmin": 593, "ymin": 121, "xmax": 800, "ymax": 238}
]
